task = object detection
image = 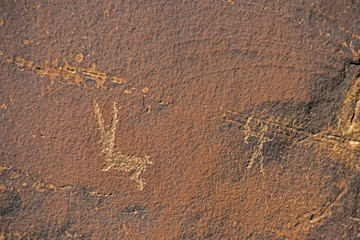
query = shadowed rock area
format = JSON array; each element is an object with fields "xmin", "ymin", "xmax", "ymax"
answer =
[{"xmin": 1, "ymin": 0, "xmax": 360, "ymax": 239}]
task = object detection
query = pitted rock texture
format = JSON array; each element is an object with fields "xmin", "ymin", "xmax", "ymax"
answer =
[{"xmin": 1, "ymin": 0, "xmax": 360, "ymax": 239}]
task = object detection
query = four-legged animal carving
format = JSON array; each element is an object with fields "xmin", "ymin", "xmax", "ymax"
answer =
[{"xmin": 94, "ymin": 100, "xmax": 152, "ymax": 190}]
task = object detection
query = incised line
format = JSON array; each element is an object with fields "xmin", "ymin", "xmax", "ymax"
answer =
[
  {"xmin": 2, "ymin": 52, "xmax": 153, "ymax": 96},
  {"xmin": 224, "ymin": 70, "xmax": 360, "ymax": 172},
  {"xmin": 94, "ymin": 100, "xmax": 153, "ymax": 190},
  {"xmin": 243, "ymin": 116, "xmax": 271, "ymax": 173},
  {"xmin": 292, "ymin": 182, "xmax": 348, "ymax": 231},
  {"xmin": 7, "ymin": 55, "xmax": 126, "ymax": 88},
  {"xmin": 222, "ymin": 68, "xmax": 360, "ymax": 233}
]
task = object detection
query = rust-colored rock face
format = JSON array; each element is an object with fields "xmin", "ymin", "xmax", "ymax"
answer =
[{"xmin": 1, "ymin": 0, "xmax": 360, "ymax": 239}]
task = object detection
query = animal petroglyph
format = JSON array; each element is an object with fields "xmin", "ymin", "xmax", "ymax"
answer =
[{"xmin": 94, "ymin": 100, "xmax": 152, "ymax": 190}]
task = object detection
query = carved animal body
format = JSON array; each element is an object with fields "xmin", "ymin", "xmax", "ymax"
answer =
[{"xmin": 94, "ymin": 100, "xmax": 152, "ymax": 190}]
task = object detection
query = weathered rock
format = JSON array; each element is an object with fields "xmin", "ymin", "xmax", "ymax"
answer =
[{"xmin": 0, "ymin": 0, "xmax": 359, "ymax": 239}]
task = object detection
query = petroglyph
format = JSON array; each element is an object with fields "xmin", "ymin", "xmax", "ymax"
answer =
[
  {"xmin": 225, "ymin": 111, "xmax": 360, "ymax": 171},
  {"xmin": 224, "ymin": 111, "xmax": 310, "ymax": 172},
  {"xmin": 8, "ymin": 55, "xmax": 126, "ymax": 88},
  {"xmin": 243, "ymin": 116, "xmax": 272, "ymax": 173},
  {"xmin": 93, "ymin": 100, "xmax": 152, "ymax": 190},
  {"xmin": 222, "ymin": 71, "xmax": 360, "ymax": 234},
  {"xmin": 1, "ymin": 51, "xmax": 156, "ymax": 100},
  {"xmin": 224, "ymin": 69, "xmax": 360, "ymax": 172}
]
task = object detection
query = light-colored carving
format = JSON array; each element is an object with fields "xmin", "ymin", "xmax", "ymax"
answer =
[
  {"xmin": 225, "ymin": 72, "xmax": 360, "ymax": 172},
  {"xmin": 223, "ymin": 74, "xmax": 360, "ymax": 234},
  {"xmin": 93, "ymin": 100, "xmax": 152, "ymax": 190},
  {"xmin": 243, "ymin": 116, "xmax": 272, "ymax": 173},
  {"xmin": 10, "ymin": 55, "xmax": 126, "ymax": 88}
]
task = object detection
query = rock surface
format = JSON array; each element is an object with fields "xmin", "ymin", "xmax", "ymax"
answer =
[{"xmin": 1, "ymin": 0, "xmax": 360, "ymax": 239}]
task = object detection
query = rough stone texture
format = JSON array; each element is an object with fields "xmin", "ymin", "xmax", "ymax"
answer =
[{"xmin": 0, "ymin": 0, "xmax": 360, "ymax": 239}]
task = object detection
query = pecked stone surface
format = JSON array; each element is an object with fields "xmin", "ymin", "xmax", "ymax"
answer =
[{"xmin": 0, "ymin": 0, "xmax": 360, "ymax": 239}]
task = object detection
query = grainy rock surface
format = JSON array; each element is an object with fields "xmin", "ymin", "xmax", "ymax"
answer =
[{"xmin": 1, "ymin": 0, "xmax": 360, "ymax": 239}]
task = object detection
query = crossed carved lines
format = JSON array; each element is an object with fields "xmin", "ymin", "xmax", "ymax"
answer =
[
  {"xmin": 243, "ymin": 116, "xmax": 271, "ymax": 173},
  {"xmin": 224, "ymin": 109, "xmax": 360, "ymax": 173},
  {"xmin": 224, "ymin": 112, "xmax": 308, "ymax": 173},
  {"xmin": 223, "ymin": 70, "xmax": 360, "ymax": 173}
]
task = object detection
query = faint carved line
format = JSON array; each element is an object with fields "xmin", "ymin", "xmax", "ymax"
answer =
[
  {"xmin": 290, "ymin": 183, "xmax": 348, "ymax": 232},
  {"xmin": 93, "ymin": 100, "xmax": 152, "ymax": 190},
  {"xmin": 1, "ymin": 165, "xmax": 114, "ymax": 196}
]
